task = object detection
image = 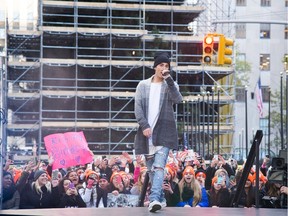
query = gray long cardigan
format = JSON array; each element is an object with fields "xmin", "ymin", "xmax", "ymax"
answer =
[{"xmin": 134, "ymin": 75, "xmax": 183, "ymax": 155}]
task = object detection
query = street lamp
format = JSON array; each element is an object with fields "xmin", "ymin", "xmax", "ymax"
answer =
[
  {"xmin": 183, "ymin": 100, "xmax": 186, "ymax": 149},
  {"xmin": 186, "ymin": 99, "xmax": 190, "ymax": 149},
  {"xmin": 197, "ymin": 94, "xmax": 201, "ymax": 153},
  {"xmin": 207, "ymin": 91, "xmax": 210, "ymax": 156},
  {"xmin": 211, "ymin": 86, "xmax": 215, "ymax": 153},
  {"xmin": 191, "ymin": 99, "xmax": 194, "ymax": 151},
  {"xmin": 202, "ymin": 90, "xmax": 206, "ymax": 157},
  {"xmin": 239, "ymin": 132, "xmax": 242, "ymax": 160},
  {"xmin": 268, "ymin": 87, "xmax": 271, "ymax": 156},
  {"xmin": 280, "ymin": 72, "xmax": 284, "ymax": 150},
  {"xmin": 286, "ymin": 70, "xmax": 288, "ymax": 149},
  {"xmin": 245, "ymin": 85, "xmax": 248, "ymax": 157},
  {"xmin": 217, "ymin": 85, "xmax": 221, "ymax": 154}
]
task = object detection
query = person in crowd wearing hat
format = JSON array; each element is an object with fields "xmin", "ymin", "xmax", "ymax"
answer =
[
  {"xmin": 195, "ymin": 169, "xmax": 207, "ymax": 189},
  {"xmin": 250, "ymin": 168, "xmax": 267, "ymax": 190},
  {"xmin": 205, "ymin": 155, "xmax": 235, "ymax": 190},
  {"xmin": 66, "ymin": 170, "xmax": 81, "ymax": 189},
  {"xmin": 119, "ymin": 171, "xmax": 132, "ymax": 193},
  {"xmin": 207, "ymin": 176, "xmax": 231, "ymax": 207},
  {"xmin": 134, "ymin": 51, "xmax": 183, "ymax": 212},
  {"xmin": 131, "ymin": 167, "xmax": 150, "ymax": 206},
  {"xmin": 230, "ymin": 169, "xmax": 256, "ymax": 207},
  {"xmin": 19, "ymin": 168, "xmax": 60, "ymax": 209},
  {"xmin": 2, "ymin": 170, "xmax": 20, "ymax": 209},
  {"xmin": 96, "ymin": 173, "xmax": 109, "ymax": 208},
  {"xmin": 78, "ymin": 170, "xmax": 98, "ymax": 207},
  {"xmin": 214, "ymin": 168, "xmax": 231, "ymax": 189},
  {"xmin": 175, "ymin": 166, "xmax": 209, "ymax": 207},
  {"xmin": 163, "ymin": 164, "xmax": 180, "ymax": 207},
  {"xmin": 75, "ymin": 166, "xmax": 86, "ymax": 185},
  {"xmin": 108, "ymin": 172, "xmax": 131, "ymax": 196},
  {"xmin": 94, "ymin": 157, "xmax": 112, "ymax": 180},
  {"xmin": 57, "ymin": 177, "xmax": 86, "ymax": 208}
]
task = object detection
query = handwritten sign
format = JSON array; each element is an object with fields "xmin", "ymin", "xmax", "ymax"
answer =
[
  {"xmin": 44, "ymin": 131, "xmax": 93, "ymax": 169},
  {"xmin": 107, "ymin": 193, "xmax": 139, "ymax": 208}
]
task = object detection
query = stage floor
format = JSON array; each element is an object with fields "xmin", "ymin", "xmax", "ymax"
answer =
[{"xmin": 0, "ymin": 207, "xmax": 287, "ymax": 216}]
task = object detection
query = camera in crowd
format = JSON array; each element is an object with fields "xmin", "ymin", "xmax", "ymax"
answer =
[
  {"xmin": 266, "ymin": 150, "xmax": 287, "ymax": 208},
  {"xmin": 267, "ymin": 150, "xmax": 287, "ymax": 186}
]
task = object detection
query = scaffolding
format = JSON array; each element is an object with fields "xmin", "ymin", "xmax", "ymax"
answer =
[{"xmin": 2, "ymin": 0, "xmax": 235, "ymax": 163}]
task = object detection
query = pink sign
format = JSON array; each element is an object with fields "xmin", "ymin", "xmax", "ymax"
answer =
[{"xmin": 44, "ymin": 131, "xmax": 93, "ymax": 169}]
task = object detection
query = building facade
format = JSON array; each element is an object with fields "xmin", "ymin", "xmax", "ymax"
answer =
[{"xmin": 0, "ymin": 0, "xmax": 236, "ymax": 163}]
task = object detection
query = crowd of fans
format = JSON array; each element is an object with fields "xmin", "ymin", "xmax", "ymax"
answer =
[{"xmin": 2, "ymin": 150, "xmax": 288, "ymax": 210}]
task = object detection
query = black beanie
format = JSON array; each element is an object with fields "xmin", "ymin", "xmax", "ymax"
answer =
[
  {"xmin": 3, "ymin": 170, "xmax": 12, "ymax": 178},
  {"xmin": 153, "ymin": 52, "xmax": 171, "ymax": 68},
  {"xmin": 34, "ymin": 170, "xmax": 46, "ymax": 181}
]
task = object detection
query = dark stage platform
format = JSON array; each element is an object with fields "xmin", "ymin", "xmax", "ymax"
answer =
[{"xmin": 0, "ymin": 207, "xmax": 287, "ymax": 216}]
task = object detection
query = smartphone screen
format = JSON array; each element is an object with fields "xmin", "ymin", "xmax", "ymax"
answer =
[
  {"xmin": 69, "ymin": 182, "xmax": 75, "ymax": 189},
  {"xmin": 230, "ymin": 175, "xmax": 235, "ymax": 182},
  {"xmin": 217, "ymin": 176, "xmax": 223, "ymax": 184},
  {"xmin": 52, "ymin": 170, "xmax": 59, "ymax": 180}
]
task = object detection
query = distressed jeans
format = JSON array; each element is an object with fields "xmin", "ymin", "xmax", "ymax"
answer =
[{"xmin": 145, "ymin": 146, "xmax": 170, "ymax": 203}]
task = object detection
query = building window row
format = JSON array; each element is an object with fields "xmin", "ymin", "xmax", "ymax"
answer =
[
  {"xmin": 238, "ymin": 53, "xmax": 287, "ymax": 72},
  {"xmin": 237, "ymin": 0, "xmax": 273, "ymax": 6},
  {"xmin": 260, "ymin": 24, "xmax": 270, "ymax": 39},
  {"xmin": 261, "ymin": 0, "xmax": 271, "ymax": 7},
  {"xmin": 260, "ymin": 54, "xmax": 270, "ymax": 71},
  {"xmin": 236, "ymin": 24, "xmax": 288, "ymax": 39}
]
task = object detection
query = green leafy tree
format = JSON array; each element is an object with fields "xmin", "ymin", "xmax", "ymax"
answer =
[
  {"xmin": 270, "ymin": 86, "xmax": 287, "ymax": 154},
  {"xmin": 235, "ymin": 51, "xmax": 252, "ymax": 87}
]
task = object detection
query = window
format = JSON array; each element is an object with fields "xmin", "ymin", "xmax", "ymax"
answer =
[
  {"xmin": 259, "ymin": 118, "xmax": 268, "ymax": 135},
  {"xmin": 236, "ymin": 24, "xmax": 246, "ymax": 39},
  {"xmin": 260, "ymin": 54, "xmax": 270, "ymax": 71},
  {"xmin": 286, "ymin": 0, "xmax": 288, "ymax": 7},
  {"xmin": 261, "ymin": 86, "xmax": 270, "ymax": 103},
  {"xmin": 261, "ymin": 0, "xmax": 271, "ymax": 6},
  {"xmin": 260, "ymin": 24, "xmax": 270, "ymax": 39},
  {"xmin": 236, "ymin": 0, "xmax": 246, "ymax": 6},
  {"xmin": 235, "ymin": 87, "xmax": 246, "ymax": 102},
  {"xmin": 285, "ymin": 25, "xmax": 288, "ymax": 39},
  {"xmin": 237, "ymin": 53, "xmax": 246, "ymax": 62},
  {"xmin": 284, "ymin": 54, "xmax": 288, "ymax": 71},
  {"xmin": 13, "ymin": 8, "xmax": 20, "ymax": 30},
  {"xmin": 27, "ymin": 12, "xmax": 34, "ymax": 30}
]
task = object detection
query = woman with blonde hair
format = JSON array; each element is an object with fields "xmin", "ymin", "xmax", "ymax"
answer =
[
  {"xmin": 131, "ymin": 167, "xmax": 150, "ymax": 206},
  {"xmin": 175, "ymin": 166, "xmax": 209, "ymax": 207},
  {"xmin": 19, "ymin": 170, "xmax": 60, "ymax": 209}
]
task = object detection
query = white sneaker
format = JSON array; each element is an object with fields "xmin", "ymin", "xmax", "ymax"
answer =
[
  {"xmin": 161, "ymin": 201, "xmax": 167, "ymax": 208},
  {"xmin": 148, "ymin": 200, "xmax": 162, "ymax": 213}
]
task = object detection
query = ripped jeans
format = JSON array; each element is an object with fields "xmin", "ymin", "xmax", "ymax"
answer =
[{"xmin": 145, "ymin": 146, "xmax": 170, "ymax": 203}]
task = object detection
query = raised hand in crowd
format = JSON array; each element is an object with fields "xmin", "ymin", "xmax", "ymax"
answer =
[
  {"xmin": 122, "ymin": 151, "xmax": 132, "ymax": 164},
  {"xmin": 210, "ymin": 157, "xmax": 218, "ymax": 168},
  {"xmin": 135, "ymin": 155, "xmax": 145, "ymax": 167},
  {"xmin": 218, "ymin": 155, "xmax": 226, "ymax": 166},
  {"xmin": 24, "ymin": 160, "xmax": 35, "ymax": 173},
  {"xmin": 93, "ymin": 157, "xmax": 102, "ymax": 167},
  {"xmin": 3, "ymin": 159, "xmax": 13, "ymax": 171},
  {"xmin": 108, "ymin": 157, "xmax": 116, "ymax": 168},
  {"xmin": 48, "ymin": 155, "xmax": 54, "ymax": 167}
]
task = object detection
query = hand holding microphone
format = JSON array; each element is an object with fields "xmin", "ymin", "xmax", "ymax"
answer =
[{"xmin": 162, "ymin": 70, "xmax": 170, "ymax": 79}]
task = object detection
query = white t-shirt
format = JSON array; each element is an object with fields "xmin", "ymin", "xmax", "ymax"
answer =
[{"xmin": 148, "ymin": 82, "xmax": 163, "ymax": 154}]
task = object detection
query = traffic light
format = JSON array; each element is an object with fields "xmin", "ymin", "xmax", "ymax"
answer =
[
  {"xmin": 202, "ymin": 34, "xmax": 214, "ymax": 64},
  {"xmin": 217, "ymin": 35, "xmax": 234, "ymax": 65}
]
